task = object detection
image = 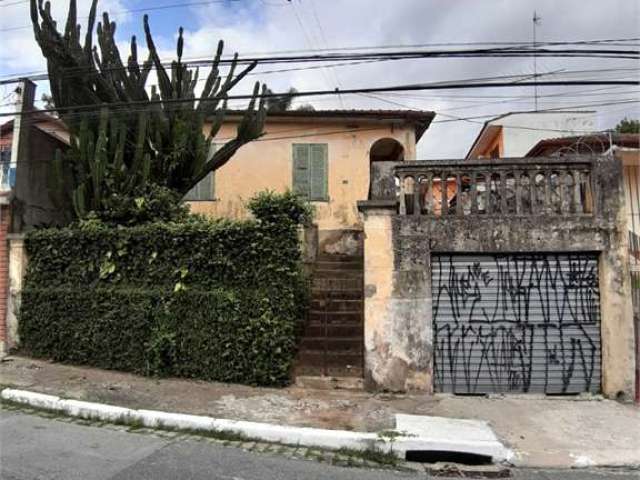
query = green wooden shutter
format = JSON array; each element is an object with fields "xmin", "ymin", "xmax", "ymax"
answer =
[
  {"xmin": 310, "ymin": 143, "xmax": 328, "ymax": 200},
  {"xmin": 292, "ymin": 144, "xmax": 311, "ymax": 197},
  {"xmin": 184, "ymin": 144, "xmax": 217, "ymax": 201},
  {"xmin": 209, "ymin": 143, "xmax": 217, "ymax": 199}
]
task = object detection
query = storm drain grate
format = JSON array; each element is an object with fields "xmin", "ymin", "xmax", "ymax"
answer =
[{"xmin": 405, "ymin": 450, "xmax": 492, "ymax": 465}]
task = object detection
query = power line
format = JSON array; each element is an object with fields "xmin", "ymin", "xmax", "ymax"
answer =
[
  {"xmin": 288, "ymin": 0, "xmax": 339, "ymax": 106},
  {"xmin": 0, "ymin": 0, "xmax": 239, "ymax": 31},
  {"xmin": 1, "ymin": 46, "xmax": 638, "ymax": 85},
  {"xmin": 305, "ymin": 0, "xmax": 345, "ymax": 108},
  {"xmin": 6, "ymin": 120, "xmax": 623, "ymax": 150},
  {"xmin": 2, "ymin": 80, "xmax": 638, "ymax": 119},
  {"xmin": 430, "ymin": 99, "xmax": 640, "ymax": 125},
  {"xmin": 354, "ymin": 91, "xmax": 638, "ymax": 130}
]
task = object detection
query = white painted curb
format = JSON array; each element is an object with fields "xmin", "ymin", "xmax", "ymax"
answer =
[{"xmin": 1, "ymin": 388, "xmax": 513, "ymax": 462}]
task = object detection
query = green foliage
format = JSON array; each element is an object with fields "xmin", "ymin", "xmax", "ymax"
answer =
[
  {"xmin": 52, "ymin": 111, "xmax": 190, "ymax": 223},
  {"xmin": 19, "ymin": 193, "xmax": 311, "ymax": 386},
  {"xmin": 31, "ymin": 0, "xmax": 268, "ymax": 223},
  {"xmin": 96, "ymin": 184, "xmax": 189, "ymax": 225},
  {"xmin": 265, "ymin": 87, "xmax": 297, "ymax": 112},
  {"xmin": 24, "ymin": 219, "xmax": 303, "ymax": 290},
  {"xmin": 247, "ymin": 190, "xmax": 314, "ymax": 226},
  {"xmin": 614, "ymin": 117, "xmax": 640, "ymax": 134},
  {"xmin": 19, "ymin": 288, "xmax": 299, "ymax": 385}
]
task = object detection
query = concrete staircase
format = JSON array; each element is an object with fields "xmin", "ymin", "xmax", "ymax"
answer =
[{"xmin": 295, "ymin": 254, "xmax": 364, "ymax": 385}]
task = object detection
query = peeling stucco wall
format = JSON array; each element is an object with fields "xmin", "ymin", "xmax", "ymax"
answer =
[
  {"xmin": 359, "ymin": 155, "xmax": 636, "ymax": 399},
  {"xmin": 360, "ymin": 203, "xmax": 432, "ymax": 392},
  {"xmin": 188, "ymin": 120, "xmax": 416, "ymax": 234},
  {"xmin": 6, "ymin": 234, "xmax": 26, "ymax": 353}
]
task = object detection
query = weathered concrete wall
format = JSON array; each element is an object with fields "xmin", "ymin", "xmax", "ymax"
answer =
[
  {"xmin": 6, "ymin": 234, "xmax": 26, "ymax": 352},
  {"xmin": 0, "ymin": 202, "xmax": 10, "ymax": 357},
  {"xmin": 360, "ymin": 201, "xmax": 432, "ymax": 392},
  {"xmin": 359, "ymin": 155, "xmax": 636, "ymax": 400}
]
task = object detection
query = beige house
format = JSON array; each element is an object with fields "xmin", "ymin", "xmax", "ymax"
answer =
[
  {"xmin": 187, "ymin": 109, "xmax": 434, "ymax": 254},
  {"xmin": 525, "ymin": 133, "xmax": 640, "ymax": 270}
]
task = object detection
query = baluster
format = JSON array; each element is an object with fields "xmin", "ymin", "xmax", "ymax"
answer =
[
  {"xmin": 587, "ymin": 168, "xmax": 596, "ymax": 215},
  {"xmin": 399, "ymin": 174, "xmax": 407, "ymax": 215},
  {"xmin": 413, "ymin": 175, "xmax": 421, "ymax": 216},
  {"xmin": 441, "ymin": 171, "xmax": 448, "ymax": 216},
  {"xmin": 500, "ymin": 172, "xmax": 507, "ymax": 215},
  {"xmin": 544, "ymin": 170, "xmax": 551, "ymax": 214},
  {"xmin": 559, "ymin": 171, "xmax": 568, "ymax": 215},
  {"xmin": 456, "ymin": 173, "xmax": 463, "ymax": 216},
  {"xmin": 485, "ymin": 171, "xmax": 493, "ymax": 215},
  {"xmin": 572, "ymin": 169, "xmax": 582, "ymax": 213},
  {"xmin": 531, "ymin": 170, "xmax": 538, "ymax": 214},
  {"xmin": 470, "ymin": 172, "xmax": 478, "ymax": 215},
  {"xmin": 425, "ymin": 173, "xmax": 433, "ymax": 215},
  {"xmin": 515, "ymin": 170, "xmax": 522, "ymax": 215}
]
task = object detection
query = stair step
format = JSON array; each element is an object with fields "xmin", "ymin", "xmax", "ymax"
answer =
[
  {"xmin": 308, "ymin": 311, "xmax": 362, "ymax": 323},
  {"xmin": 302, "ymin": 324, "xmax": 363, "ymax": 337},
  {"xmin": 311, "ymin": 289, "xmax": 363, "ymax": 300},
  {"xmin": 313, "ymin": 269, "xmax": 363, "ymax": 279},
  {"xmin": 294, "ymin": 366, "xmax": 364, "ymax": 379},
  {"xmin": 316, "ymin": 254, "xmax": 363, "ymax": 263},
  {"xmin": 294, "ymin": 375, "xmax": 364, "ymax": 389},
  {"xmin": 297, "ymin": 351, "xmax": 363, "ymax": 368},
  {"xmin": 310, "ymin": 299, "xmax": 362, "ymax": 311},
  {"xmin": 312, "ymin": 278, "xmax": 362, "ymax": 290},
  {"xmin": 299, "ymin": 337, "xmax": 363, "ymax": 351},
  {"xmin": 308, "ymin": 309, "xmax": 362, "ymax": 315},
  {"xmin": 314, "ymin": 261, "xmax": 363, "ymax": 271}
]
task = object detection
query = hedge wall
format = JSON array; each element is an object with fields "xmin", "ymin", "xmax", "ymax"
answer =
[{"xmin": 19, "ymin": 195, "xmax": 310, "ymax": 386}]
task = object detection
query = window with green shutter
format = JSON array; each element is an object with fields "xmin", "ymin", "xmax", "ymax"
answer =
[
  {"xmin": 292, "ymin": 143, "xmax": 328, "ymax": 201},
  {"xmin": 184, "ymin": 144, "xmax": 217, "ymax": 201}
]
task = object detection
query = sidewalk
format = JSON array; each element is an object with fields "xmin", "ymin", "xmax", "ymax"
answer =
[{"xmin": 1, "ymin": 355, "xmax": 639, "ymax": 468}]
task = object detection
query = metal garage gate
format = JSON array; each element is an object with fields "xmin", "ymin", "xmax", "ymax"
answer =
[{"xmin": 432, "ymin": 253, "xmax": 601, "ymax": 394}]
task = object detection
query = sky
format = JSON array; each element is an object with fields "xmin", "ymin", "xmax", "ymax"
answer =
[{"xmin": 0, "ymin": 0, "xmax": 638, "ymax": 159}]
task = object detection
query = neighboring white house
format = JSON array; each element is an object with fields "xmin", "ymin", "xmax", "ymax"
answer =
[{"xmin": 466, "ymin": 111, "xmax": 596, "ymax": 159}]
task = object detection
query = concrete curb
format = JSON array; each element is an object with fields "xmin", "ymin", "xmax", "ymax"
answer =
[{"xmin": 1, "ymin": 388, "xmax": 513, "ymax": 463}]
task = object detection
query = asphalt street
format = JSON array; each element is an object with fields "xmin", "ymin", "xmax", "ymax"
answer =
[{"xmin": 0, "ymin": 409, "xmax": 638, "ymax": 480}]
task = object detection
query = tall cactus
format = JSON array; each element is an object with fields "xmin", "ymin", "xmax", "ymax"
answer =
[{"xmin": 30, "ymin": 0, "xmax": 267, "ymax": 220}]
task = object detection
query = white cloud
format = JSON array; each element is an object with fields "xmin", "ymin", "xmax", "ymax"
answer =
[
  {"xmin": 0, "ymin": 0, "xmax": 131, "ymax": 116},
  {"xmin": 1, "ymin": 0, "xmax": 638, "ymax": 157},
  {"xmin": 166, "ymin": 0, "xmax": 638, "ymax": 158}
]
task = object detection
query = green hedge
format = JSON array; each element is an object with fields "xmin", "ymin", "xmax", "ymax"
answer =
[
  {"xmin": 19, "ymin": 193, "xmax": 310, "ymax": 386},
  {"xmin": 19, "ymin": 287, "xmax": 297, "ymax": 385},
  {"xmin": 24, "ymin": 219, "xmax": 301, "ymax": 290}
]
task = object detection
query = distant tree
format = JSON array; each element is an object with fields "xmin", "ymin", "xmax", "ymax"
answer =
[
  {"xmin": 614, "ymin": 117, "xmax": 640, "ymax": 134},
  {"xmin": 41, "ymin": 93, "xmax": 55, "ymax": 109},
  {"xmin": 265, "ymin": 87, "xmax": 297, "ymax": 112},
  {"xmin": 296, "ymin": 104, "xmax": 315, "ymax": 112},
  {"xmin": 30, "ymin": 0, "xmax": 267, "ymax": 221}
]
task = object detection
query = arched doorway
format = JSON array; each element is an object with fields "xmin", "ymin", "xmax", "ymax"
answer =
[
  {"xmin": 368, "ymin": 138, "xmax": 405, "ymax": 200},
  {"xmin": 370, "ymin": 137, "xmax": 405, "ymax": 162}
]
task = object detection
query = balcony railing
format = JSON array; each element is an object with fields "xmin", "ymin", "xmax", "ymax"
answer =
[
  {"xmin": 631, "ymin": 231, "xmax": 640, "ymax": 259},
  {"xmin": 394, "ymin": 158, "xmax": 595, "ymax": 217}
]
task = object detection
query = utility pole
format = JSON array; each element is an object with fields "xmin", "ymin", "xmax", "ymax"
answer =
[
  {"xmin": 532, "ymin": 11, "xmax": 541, "ymax": 111},
  {"xmin": 9, "ymin": 78, "xmax": 36, "ymax": 232}
]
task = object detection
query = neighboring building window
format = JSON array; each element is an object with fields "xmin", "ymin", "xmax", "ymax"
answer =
[
  {"xmin": 184, "ymin": 143, "xmax": 217, "ymax": 201},
  {"xmin": 0, "ymin": 148, "xmax": 15, "ymax": 190},
  {"xmin": 292, "ymin": 143, "xmax": 328, "ymax": 201}
]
